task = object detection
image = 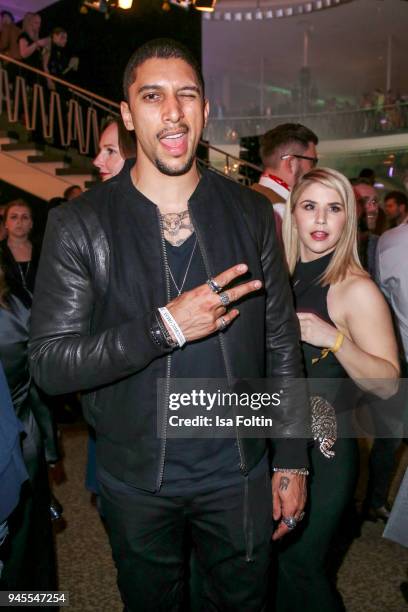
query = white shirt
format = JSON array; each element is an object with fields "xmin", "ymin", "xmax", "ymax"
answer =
[{"xmin": 376, "ymin": 222, "xmax": 408, "ymax": 362}]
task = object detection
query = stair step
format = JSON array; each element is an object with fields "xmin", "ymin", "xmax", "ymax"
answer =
[
  {"xmin": 56, "ymin": 166, "xmax": 95, "ymax": 176},
  {"xmin": 0, "ymin": 136, "xmax": 18, "ymax": 146},
  {"xmin": 0, "ymin": 130, "xmax": 19, "ymax": 140},
  {"xmin": 1, "ymin": 142, "xmax": 44, "ymax": 152},
  {"xmin": 27, "ymin": 154, "xmax": 72, "ymax": 164}
]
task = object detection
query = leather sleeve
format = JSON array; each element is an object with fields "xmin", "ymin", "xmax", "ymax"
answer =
[
  {"xmin": 256, "ymin": 196, "xmax": 310, "ymax": 467},
  {"xmin": 29, "ymin": 208, "xmax": 169, "ymax": 395}
]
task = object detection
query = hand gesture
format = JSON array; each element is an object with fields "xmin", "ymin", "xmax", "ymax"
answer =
[{"xmin": 165, "ymin": 263, "xmax": 262, "ymax": 342}]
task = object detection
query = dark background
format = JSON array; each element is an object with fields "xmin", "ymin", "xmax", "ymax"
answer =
[{"xmin": 39, "ymin": 0, "xmax": 202, "ymax": 102}]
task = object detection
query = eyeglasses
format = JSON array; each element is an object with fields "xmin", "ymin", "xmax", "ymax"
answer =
[{"xmin": 281, "ymin": 153, "xmax": 319, "ymax": 167}]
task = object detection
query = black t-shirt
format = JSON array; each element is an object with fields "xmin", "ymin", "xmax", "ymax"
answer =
[{"xmin": 160, "ymin": 233, "xmax": 242, "ymax": 495}]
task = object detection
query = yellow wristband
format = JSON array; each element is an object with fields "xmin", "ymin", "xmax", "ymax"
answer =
[
  {"xmin": 312, "ymin": 332, "xmax": 344, "ymax": 365},
  {"xmin": 331, "ymin": 332, "xmax": 344, "ymax": 354}
]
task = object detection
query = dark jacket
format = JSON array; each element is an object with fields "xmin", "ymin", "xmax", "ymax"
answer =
[
  {"xmin": 0, "ymin": 362, "xmax": 28, "ymax": 525},
  {"xmin": 29, "ymin": 165, "xmax": 309, "ymax": 491}
]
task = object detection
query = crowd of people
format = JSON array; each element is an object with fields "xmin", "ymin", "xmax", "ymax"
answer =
[
  {"xmin": 0, "ymin": 9, "xmax": 79, "ymax": 87},
  {"xmin": 0, "ymin": 36, "xmax": 407, "ymax": 612}
]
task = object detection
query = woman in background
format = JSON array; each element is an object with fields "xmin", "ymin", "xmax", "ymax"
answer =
[
  {"xmin": 18, "ymin": 12, "xmax": 49, "ymax": 75},
  {"xmin": 93, "ymin": 116, "xmax": 136, "ymax": 181},
  {"xmin": 277, "ymin": 167, "xmax": 399, "ymax": 612},
  {"xmin": 0, "ymin": 199, "xmax": 39, "ymax": 306}
]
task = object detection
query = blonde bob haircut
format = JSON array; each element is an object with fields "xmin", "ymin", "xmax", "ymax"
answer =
[{"xmin": 282, "ymin": 167, "xmax": 366, "ymax": 285}]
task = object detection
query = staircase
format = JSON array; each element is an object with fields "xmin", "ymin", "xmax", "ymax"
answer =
[
  {"xmin": 0, "ymin": 129, "xmax": 97, "ymax": 200},
  {"xmin": 0, "ymin": 55, "xmax": 261, "ymax": 202}
]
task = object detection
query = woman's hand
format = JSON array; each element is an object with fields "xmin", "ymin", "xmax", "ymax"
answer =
[{"xmin": 297, "ymin": 312, "xmax": 338, "ymax": 349}]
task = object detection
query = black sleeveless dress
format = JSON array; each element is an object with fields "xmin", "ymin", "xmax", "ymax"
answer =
[{"xmin": 276, "ymin": 252, "xmax": 359, "ymax": 612}]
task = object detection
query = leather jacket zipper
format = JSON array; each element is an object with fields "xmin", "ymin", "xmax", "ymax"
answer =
[
  {"xmin": 188, "ymin": 204, "xmax": 248, "ymax": 475},
  {"xmin": 156, "ymin": 208, "xmax": 172, "ymax": 491}
]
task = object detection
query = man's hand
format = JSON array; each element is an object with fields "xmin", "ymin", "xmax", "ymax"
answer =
[
  {"xmin": 165, "ymin": 263, "xmax": 262, "ymax": 342},
  {"xmin": 271, "ymin": 471, "xmax": 307, "ymax": 541}
]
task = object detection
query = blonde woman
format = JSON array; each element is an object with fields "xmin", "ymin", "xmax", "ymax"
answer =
[
  {"xmin": 277, "ymin": 167, "xmax": 399, "ymax": 612},
  {"xmin": 18, "ymin": 13, "xmax": 49, "ymax": 74}
]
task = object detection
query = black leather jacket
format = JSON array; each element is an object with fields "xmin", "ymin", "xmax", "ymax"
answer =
[{"xmin": 29, "ymin": 165, "xmax": 309, "ymax": 490}]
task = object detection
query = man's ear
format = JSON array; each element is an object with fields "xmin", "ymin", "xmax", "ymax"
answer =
[
  {"xmin": 121, "ymin": 101, "xmax": 134, "ymax": 132},
  {"xmin": 203, "ymin": 98, "xmax": 210, "ymax": 129},
  {"xmin": 285, "ymin": 155, "xmax": 298, "ymax": 179}
]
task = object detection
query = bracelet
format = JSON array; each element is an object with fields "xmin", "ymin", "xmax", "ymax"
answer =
[
  {"xmin": 312, "ymin": 331, "xmax": 344, "ymax": 365},
  {"xmin": 331, "ymin": 332, "xmax": 344, "ymax": 353},
  {"xmin": 272, "ymin": 467, "xmax": 309, "ymax": 476},
  {"xmin": 149, "ymin": 313, "xmax": 177, "ymax": 349},
  {"xmin": 155, "ymin": 312, "xmax": 178, "ymax": 349},
  {"xmin": 158, "ymin": 307, "xmax": 186, "ymax": 347}
]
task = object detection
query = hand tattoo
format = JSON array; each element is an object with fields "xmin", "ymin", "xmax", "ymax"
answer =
[{"xmin": 279, "ymin": 476, "xmax": 290, "ymax": 491}]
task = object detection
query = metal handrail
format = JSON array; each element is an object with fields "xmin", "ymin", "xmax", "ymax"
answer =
[
  {"xmin": 0, "ymin": 53, "xmax": 263, "ymax": 181},
  {"xmin": 0, "ymin": 53, "xmax": 120, "ymax": 109}
]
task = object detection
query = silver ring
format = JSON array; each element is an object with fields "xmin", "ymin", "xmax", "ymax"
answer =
[
  {"xmin": 207, "ymin": 278, "xmax": 223, "ymax": 294},
  {"xmin": 219, "ymin": 317, "xmax": 228, "ymax": 331},
  {"xmin": 282, "ymin": 516, "xmax": 297, "ymax": 530},
  {"xmin": 219, "ymin": 292, "xmax": 230, "ymax": 307}
]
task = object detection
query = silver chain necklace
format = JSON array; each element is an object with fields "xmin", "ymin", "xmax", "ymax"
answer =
[
  {"xmin": 17, "ymin": 261, "xmax": 30, "ymax": 289},
  {"xmin": 167, "ymin": 236, "xmax": 198, "ymax": 296}
]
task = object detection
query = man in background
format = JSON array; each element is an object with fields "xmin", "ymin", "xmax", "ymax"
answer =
[
  {"xmin": 252, "ymin": 123, "xmax": 318, "ymax": 221},
  {"xmin": 384, "ymin": 190, "xmax": 408, "ymax": 229}
]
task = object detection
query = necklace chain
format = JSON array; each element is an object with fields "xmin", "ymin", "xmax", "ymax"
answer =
[
  {"xmin": 17, "ymin": 261, "xmax": 30, "ymax": 289},
  {"xmin": 167, "ymin": 236, "xmax": 198, "ymax": 297}
]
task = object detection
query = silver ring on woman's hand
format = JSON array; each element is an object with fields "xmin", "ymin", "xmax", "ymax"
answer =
[
  {"xmin": 282, "ymin": 516, "xmax": 297, "ymax": 530},
  {"xmin": 298, "ymin": 511, "xmax": 305, "ymax": 521},
  {"xmin": 219, "ymin": 292, "xmax": 230, "ymax": 307},
  {"xmin": 218, "ymin": 317, "xmax": 228, "ymax": 331},
  {"xmin": 207, "ymin": 278, "xmax": 222, "ymax": 294}
]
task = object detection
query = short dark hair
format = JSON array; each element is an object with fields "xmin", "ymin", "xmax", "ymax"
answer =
[
  {"xmin": 259, "ymin": 123, "xmax": 318, "ymax": 168},
  {"xmin": 52, "ymin": 27, "xmax": 67, "ymax": 36},
  {"xmin": 385, "ymin": 190, "xmax": 408, "ymax": 210},
  {"xmin": 350, "ymin": 177, "xmax": 373, "ymax": 187},
  {"xmin": 122, "ymin": 38, "xmax": 204, "ymax": 102},
  {"xmin": 63, "ymin": 185, "xmax": 81, "ymax": 200},
  {"xmin": 1, "ymin": 10, "xmax": 14, "ymax": 22},
  {"xmin": 358, "ymin": 167, "xmax": 375, "ymax": 185}
]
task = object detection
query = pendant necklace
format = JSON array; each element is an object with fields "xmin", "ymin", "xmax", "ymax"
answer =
[{"xmin": 167, "ymin": 236, "xmax": 198, "ymax": 296}]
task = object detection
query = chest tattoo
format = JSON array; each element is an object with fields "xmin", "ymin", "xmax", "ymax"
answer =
[{"xmin": 161, "ymin": 210, "xmax": 194, "ymax": 246}]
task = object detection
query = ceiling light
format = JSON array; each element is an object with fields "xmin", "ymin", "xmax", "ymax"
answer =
[
  {"xmin": 194, "ymin": 0, "xmax": 216, "ymax": 12},
  {"xmin": 118, "ymin": 0, "xmax": 132, "ymax": 8},
  {"xmin": 169, "ymin": 0, "xmax": 191, "ymax": 9}
]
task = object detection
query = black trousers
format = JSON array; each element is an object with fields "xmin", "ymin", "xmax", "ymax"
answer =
[
  {"xmin": 99, "ymin": 469, "xmax": 272, "ymax": 612},
  {"xmin": 275, "ymin": 438, "xmax": 359, "ymax": 612}
]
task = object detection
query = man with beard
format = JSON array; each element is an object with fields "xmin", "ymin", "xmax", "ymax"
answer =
[
  {"xmin": 29, "ymin": 39, "xmax": 309, "ymax": 611},
  {"xmin": 252, "ymin": 123, "xmax": 319, "ymax": 222}
]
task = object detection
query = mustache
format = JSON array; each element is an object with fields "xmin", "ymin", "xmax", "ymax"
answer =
[{"xmin": 157, "ymin": 125, "xmax": 188, "ymax": 139}]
